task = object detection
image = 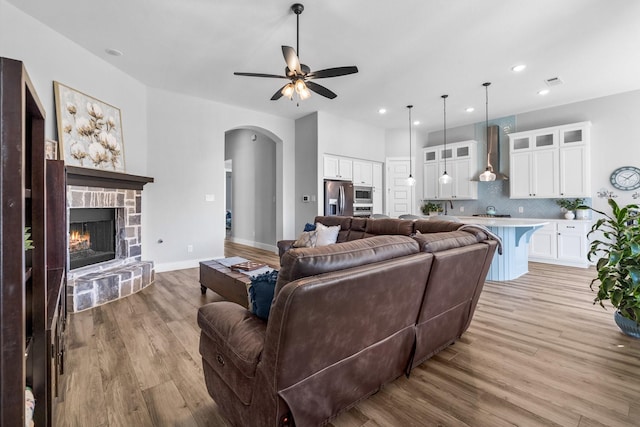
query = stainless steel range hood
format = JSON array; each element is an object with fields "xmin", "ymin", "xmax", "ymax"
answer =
[{"xmin": 474, "ymin": 124, "xmax": 509, "ymax": 181}]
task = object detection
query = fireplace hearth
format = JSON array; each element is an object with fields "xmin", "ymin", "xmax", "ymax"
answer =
[{"xmin": 67, "ymin": 184, "xmax": 154, "ymax": 312}]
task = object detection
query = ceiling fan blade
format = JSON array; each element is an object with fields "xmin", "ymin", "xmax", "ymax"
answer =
[
  {"xmin": 282, "ymin": 46, "xmax": 302, "ymax": 75},
  {"xmin": 270, "ymin": 84, "xmax": 288, "ymax": 101},
  {"xmin": 305, "ymin": 81, "xmax": 337, "ymax": 99},
  {"xmin": 234, "ymin": 72, "xmax": 289, "ymax": 79},
  {"xmin": 307, "ymin": 66, "xmax": 359, "ymax": 79}
]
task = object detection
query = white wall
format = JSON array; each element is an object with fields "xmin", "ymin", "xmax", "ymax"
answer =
[
  {"xmin": 1, "ymin": 0, "xmax": 297, "ymax": 273},
  {"xmin": 0, "ymin": 1, "xmax": 148, "ymax": 175},
  {"xmin": 295, "ymin": 113, "xmax": 319, "ymax": 232},
  {"xmin": 317, "ymin": 111, "xmax": 386, "ymax": 161},
  {"xmin": 145, "ymin": 87, "xmax": 295, "ymax": 272}
]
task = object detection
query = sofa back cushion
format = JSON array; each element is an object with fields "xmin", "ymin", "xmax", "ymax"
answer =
[
  {"xmin": 412, "ymin": 243, "xmax": 492, "ymax": 367},
  {"xmin": 413, "ymin": 219, "xmax": 464, "ymax": 233},
  {"xmin": 363, "ymin": 218, "xmax": 414, "ymax": 238},
  {"xmin": 313, "ymin": 216, "xmax": 352, "ymax": 243},
  {"xmin": 412, "ymin": 230, "xmax": 482, "ymax": 253},
  {"xmin": 275, "ymin": 235, "xmax": 419, "ymax": 297},
  {"xmin": 263, "ymin": 252, "xmax": 433, "ymax": 426}
]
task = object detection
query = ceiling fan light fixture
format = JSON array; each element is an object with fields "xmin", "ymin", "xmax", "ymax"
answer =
[
  {"xmin": 294, "ymin": 79, "xmax": 306, "ymax": 93},
  {"xmin": 233, "ymin": 3, "xmax": 357, "ymax": 102},
  {"xmin": 299, "ymin": 86, "xmax": 311, "ymax": 100},
  {"xmin": 281, "ymin": 83, "xmax": 295, "ymax": 99}
]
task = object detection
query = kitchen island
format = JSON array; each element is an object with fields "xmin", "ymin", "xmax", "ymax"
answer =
[{"xmin": 457, "ymin": 217, "xmax": 549, "ymax": 281}]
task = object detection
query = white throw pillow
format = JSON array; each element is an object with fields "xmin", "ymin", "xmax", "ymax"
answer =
[{"xmin": 315, "ymin": 223, "xmax": 340, "ymax": 246}]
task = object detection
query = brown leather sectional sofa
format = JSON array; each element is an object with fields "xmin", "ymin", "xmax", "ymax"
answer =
[{"xmin": 197, "ymin": 216, "xmax": 500, "ymax": 426}]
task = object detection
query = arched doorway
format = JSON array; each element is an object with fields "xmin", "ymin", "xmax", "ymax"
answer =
[{"xmin": 224, "ymin": 127, "xmax": 282, "ymax": 251}]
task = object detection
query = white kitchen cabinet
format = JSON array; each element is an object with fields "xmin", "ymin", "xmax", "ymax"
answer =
[
  {"xmin": 511, "ymin": 148, "xmax": 559, "ymax": 198},
  {"xmin": 558, "ymin": 122, "xmax": 591, "ymax": 197},
  {"xmin": 372, "ymin": 162, "xmax": 383, "ymax": 214},
  {"xmin": 529, "ymin": 220, "xmax": 590, "ymax": 267},
  {"xmin": 353, "ymin": 160, "xmax": 373, "ymax": 186},
  {"xmin": 422, "ymin": 140, "xmax": 478, "ymax": 200},
  {"xmin": 323, "ymin": 155, "xmax": 353, "ymax": 180},
  {"xmin": 557, "ymin": 222, "xmax": 589, "ymax": 264},
  {"xmin": 509, "ymin": 121, "xmax": 591, "ymax": 199},
  {"xmin": 529, "ymin": 222, "xmax": 558, "ymax": 260}
]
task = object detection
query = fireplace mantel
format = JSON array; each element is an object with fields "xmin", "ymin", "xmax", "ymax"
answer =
[{"xmin": 66, "ymin": 166, "xmax": 154, "ymax": 190}]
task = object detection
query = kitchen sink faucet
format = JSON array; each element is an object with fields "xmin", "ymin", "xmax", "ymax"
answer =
[{"xmin": 444, "ymin": 200, "xmax": 453, "ymax": 215}]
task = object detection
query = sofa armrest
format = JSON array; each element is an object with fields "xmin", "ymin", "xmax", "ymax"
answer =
[
  {"xmin": 277, "ymin": 240, "xmax": 296, "ymax": 259},
  {"xmin": 198, "ymin": 301, "xmax": 267, "ymax": 374}
]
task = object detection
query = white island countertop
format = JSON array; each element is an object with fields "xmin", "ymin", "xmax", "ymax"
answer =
[{"xmin": 455, "ymin": 216, "xmax": 550, "ymax": 228}]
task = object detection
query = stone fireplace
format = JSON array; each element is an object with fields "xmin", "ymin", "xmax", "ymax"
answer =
[{"xmin": 66, "ymin": 167, "xmax": 154, "ymax": 312}]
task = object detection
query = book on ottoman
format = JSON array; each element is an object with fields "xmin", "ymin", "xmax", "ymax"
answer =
[{"xmin": 231, "ymin": 261, "xmax": 266, "ymax": 272}]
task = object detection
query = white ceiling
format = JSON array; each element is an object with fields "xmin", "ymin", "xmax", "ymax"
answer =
[{"xmin": 9, "ymin": 0, "xmax": 640, "ymax": 132}]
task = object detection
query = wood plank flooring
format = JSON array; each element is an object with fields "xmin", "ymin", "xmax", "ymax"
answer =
[{"xmin": 55, "ymin": 243, "xmax": 640, "ymax": 426}]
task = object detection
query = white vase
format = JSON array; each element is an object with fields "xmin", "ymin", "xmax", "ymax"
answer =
[
  {"xmin": 575, "ymin": 208, "xmax": 589, "ymax": 220},
  {"xmin": 564, "ymin": 211, "xmax": 576, "ymax": 220}
]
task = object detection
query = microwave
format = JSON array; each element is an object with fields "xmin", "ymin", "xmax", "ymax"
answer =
[{"xmin": 354, "ymin": 186, "xmax": 373, "ymax": 204}]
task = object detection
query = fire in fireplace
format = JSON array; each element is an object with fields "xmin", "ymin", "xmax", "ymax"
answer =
[{"xmin": 69, "ymin": 208, "xmax": 117, "ymax": 269}]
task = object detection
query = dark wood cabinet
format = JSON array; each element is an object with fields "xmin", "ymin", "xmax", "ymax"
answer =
[{"xmin": 1, "ymin": 57, "xmax": 66, "ymax": 427}]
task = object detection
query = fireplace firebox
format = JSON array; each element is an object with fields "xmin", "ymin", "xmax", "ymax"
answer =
[{"xmin": 69, "ymin": 208, "xmax": 117, "ymax": 269}]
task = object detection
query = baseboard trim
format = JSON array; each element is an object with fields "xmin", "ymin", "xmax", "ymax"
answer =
[
  {"xmin": 155, "ymin": 257, "xmax": 222, "ymax": 273},
  {"xmin": 228, "ymin": 237, "xmax": 278, "ymax": 253}
]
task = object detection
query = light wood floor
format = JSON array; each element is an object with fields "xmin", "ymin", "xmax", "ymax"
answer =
[{"xmin": 55, "ymin": 242, "xmax": 640, "ymax": 426}]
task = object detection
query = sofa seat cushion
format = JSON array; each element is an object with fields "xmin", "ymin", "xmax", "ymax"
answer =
[
  {"xmin": 413, "ymin": 230, "xmax": 481, "ymax": 253},
  {"xmin": 198, "ymin": 301, "xmax": 267, "ymax": 404},
  {"xmin": 275, "ymin": 235, "xmax": 419, "ymax": 296}
]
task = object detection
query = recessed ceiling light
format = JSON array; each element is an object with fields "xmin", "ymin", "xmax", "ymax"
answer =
[
  {"xmin": 105, "ymin": 48, "xmax": 123, "ymax": 57},
  {"xmin": 413, "ymin": 120, "xmax": 420, "ymax": 126},
  {"xmin": 378, "ymin": 108, "xmax": 387, "ymax": 114},
  {"xmin": 511, "ymin": 64, "xmax": 526, "ymax": 72},
  {"xmin": 465, "ymin": 107, "xmax": 475, "ymax": 113},
  {"xmin": 538, "ymin": 89, "xmax": 550, "ymax": 96}
]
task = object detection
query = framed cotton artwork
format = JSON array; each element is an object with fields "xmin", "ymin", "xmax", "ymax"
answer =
[{"xmin": 54, "ymin": 82, "xmax": 126, "ymax": 172}]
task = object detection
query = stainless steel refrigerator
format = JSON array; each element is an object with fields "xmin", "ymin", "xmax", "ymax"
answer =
[{"xmin": 324, "ymin": 180, "xmax": 354, "ymax": 216}]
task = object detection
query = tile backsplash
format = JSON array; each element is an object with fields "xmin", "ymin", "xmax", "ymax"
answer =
[{"xmin": 422, "ymin": 180, "xmax": 592, "ymax": 219}]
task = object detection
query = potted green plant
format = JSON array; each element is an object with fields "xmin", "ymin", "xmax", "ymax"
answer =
[
  {"xmin": 586, "ymin": 198, "xmax": 640, "ymax": 338},
  {"xmin": 421, "ymin": 202, "xmax": 442, "ymax": 216},
  {"xmin": 556, "ymin": 198, "xmax": 585, "ymax": 219},
  {"xmin": 24, "ymin": 227, "xmax": 34, "ymax": 250}
]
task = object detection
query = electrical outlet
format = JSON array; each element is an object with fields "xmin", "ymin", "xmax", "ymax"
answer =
[
  {"xmin": 459, "ymin": 206, "xmax": 464, "ymax": 213},
  {"xmin": 187, "ymin": 245, "xmax": 193, "ymax": 253},
  {"xmin": 518, "ymin": 206, "xmax": 524, "ymax": 213}
]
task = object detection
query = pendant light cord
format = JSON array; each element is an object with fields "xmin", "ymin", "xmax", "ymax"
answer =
[
  {"xmin": 407, "ymin": 105, "xmax": 413, "ymax": 178},
  {"xmin": 485, "ymin": 82, "xmax": 490, "ymax": 146},
  {"xmin": 442, "ymin": 95, "xmax": 448, "ymax": 173}
]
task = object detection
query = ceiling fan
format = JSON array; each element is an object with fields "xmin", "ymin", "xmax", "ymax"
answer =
[{"xmin": 234, "ymin": 3, "xmax": 358, "ymax": 101}]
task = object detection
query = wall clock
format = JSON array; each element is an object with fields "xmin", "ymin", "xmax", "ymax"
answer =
[{"xmin": 610, "ymin": 166, "xmax": 640, "ymax": 190}]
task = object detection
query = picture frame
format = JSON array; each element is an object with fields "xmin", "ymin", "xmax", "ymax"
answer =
[
  {"xmin": 53, "ymin": 82, "xmax": 126, "ymax": 172},
  {"xmin": 45, "ymin": 139, "xmax": 58, "ymax": 160}
]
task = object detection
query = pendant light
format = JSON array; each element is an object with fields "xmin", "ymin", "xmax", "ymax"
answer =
[
  {"xmin": 479, "ymin": 82, "xmax": 497, "ymax": 181},
  {"xmin": 406, "ymin": 105, "xmax": 416, "ymax": 186},
  {"xmin": 439, "ymin": 95, "xmax": 452, "ymax": 185}
]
